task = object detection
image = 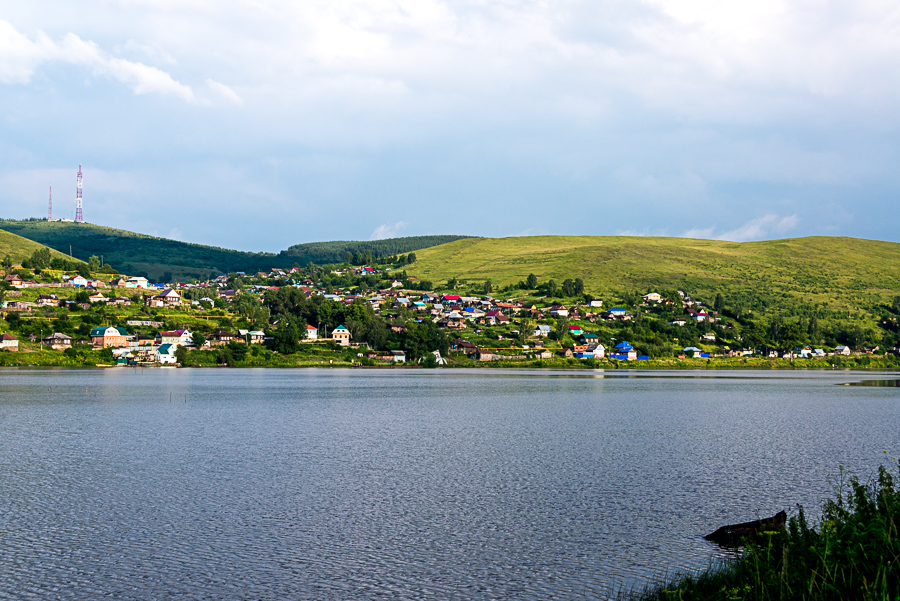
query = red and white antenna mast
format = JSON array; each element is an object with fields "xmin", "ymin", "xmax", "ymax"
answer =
[
  {"xmin": 48, "ymin": 185, "xmax": 52, "ymax": 221},
  {"xmin": 74, "ymin": 165, "xmax": 83, "ymax": 223}
]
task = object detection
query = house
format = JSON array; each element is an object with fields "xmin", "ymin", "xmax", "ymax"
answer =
[
  {"xmin": 683, "ymin": 346, "xmax": 707, "ymax": 359},
  {"xmin": 88, "ymin": 292, "xmax": 107, "ymax": 304},
  {"xmin": 156, "ymin": 343, "xmax": 178, "ymax": 364},
  {"xmin": 391, "ymin": 350, "xmax": 407, "ymax": 363},
  {"xmin": 642, "ymin": 292, "xmax": 662, "ymax": 303},
  {"xmin": 159, "ymin": 330, "xmax": 192, "ymax": 346},
  {"xmin": 476, "ymin": 349, "xmax": 497, "ymax": 361},
  {"xmin": 581, "ymin": 332, "xmax": 599, "ymax": 344},
  {"xmin": 701, "ymin": 332, "xmax": 716, "ymax": 342},
  {"xmin": 4, "ymin": 274, "xmax": 23, "ymax": 287},
  {"xmin": 153, "ymin": 288, "xmax": 182, "ymax": 307},
  {"xmin": 210, "ymin": 331, "xmax": 237, "ymax": 345},
  {"xmin": 41, "ymin": 332, "xmax": 73, "ymax": 350},
  {"xmin": 534, "ymin": 349, "xmax": 553, "ymax": 360},
  {"xmin": 145, "ymin": 295, "xmax": 165, "ymax": 308},
  {"xmin": 248, "ymin": 331, "xmax": 265, "ymax": 344},
  {"xmin": 110, "ymin": 278, "xmax": 127, "ymax": 288},
  {"xmin": 835, "ymin": 345, "xmax": 852, "ymax": 355},
  {"xmin": 37, "ymin": 294, "xmax": 59, "ymax": 307},
  {"xmin": 332, "ymin": 325, "xmax": 351, "ymax": 346},
  {"xmin": 670, "ymin": 318, "xmax": 687, "ymax": 327},
  {"xmin": 0, "ymin": 333, "xmax": 18, "ymax": 351},
  {"xmin": 533, "ymin": 325, "xmax": 552, "ymax": 337},
  {"xmin": 306, "ymin": 325, "xmax": 318, "ymax": 340},
  {"xmin": 125, "ymin": 276, "xmax": 151, "ymax": 289},
  {"xmin": 549, "ymin": 305, "xmax": 569, "ymax": 317},
  {"xmin": 567, "ymin": 324, "xmax": 583, "ymax": 337},
  {"xmin": 558, "ymin": 347, "xmax": 574, "ymax": 358},
  {"xmin": 588, "ymin": 344, "xmax": 605, "ymax": 358},
  {"xmin": 589, "ymin": 299, "xmax": 603, "ymax": 307},
  {"xmin": 91, "ymin": 326, "xmax": 129, "ymax": 349}
]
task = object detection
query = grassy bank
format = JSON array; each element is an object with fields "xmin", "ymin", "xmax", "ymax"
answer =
[{"xmin": 626, "ymin": 461, "xmax": 899, "ymax": 601}]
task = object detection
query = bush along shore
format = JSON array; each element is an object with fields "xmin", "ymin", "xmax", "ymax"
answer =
[{"xmin": 626, "ymin": 461, "xmax": 899, "ymax": 601}]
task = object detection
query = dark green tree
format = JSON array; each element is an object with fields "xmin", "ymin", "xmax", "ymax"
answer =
[
  {"xmin": 192, "ymin": 331, "xmax": 207, "ymax": 349},
  {"xmin": 174, "ymin": 346, "xmax": 188, "ymax": 364},
  {"xmin": 484, "ymin": 280, "xmax": 493, "ymax": 294},
  {"xmin": 526, "ymin": 273, "xmax": 538, "ymax": 289},
  {"xmin": 714, "ymin": 293, "xmax": 725, "ymax": 312}
]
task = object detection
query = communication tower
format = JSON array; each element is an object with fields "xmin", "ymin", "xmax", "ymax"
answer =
[
  {"xmin": 74, "ymin": 165, "xmax": 83, "ymax": 223},
  {"xmin": 48, "ymin": 186, "xmax": 52, "ymax": 221}
]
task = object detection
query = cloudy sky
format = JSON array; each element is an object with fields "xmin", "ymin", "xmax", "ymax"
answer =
[{"xmin": 2, "ymin": 0, "xmax": 899, "ymax": 250}]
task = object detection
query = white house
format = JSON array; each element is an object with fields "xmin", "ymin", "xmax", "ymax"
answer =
[
  {"xmin": 642, "ymin": 292, "xmax": 662, "ymax": 303},
  {"xmin": 156, "ymin": 343, "xmax": 178, "ymax": 364},
  {"xmin": 332, "ymin": 325, "xmax": 351, "ymax": 346},
  {"xmin": 549, "ymin": 305, "xmax": 569, "ymax": 317},
  {"xmin": 589, "ymin": 299, "xmax": 603, "ymax": 307},
  {"xmin": 306, "ymin": 325, "xmax": 318, "ymax": 340},
  {"xmin": 533, "ymin": 325, "xmax": 553, "ymax": 337},
  {"xmin": 835, "ymin": 345, "xmax": 852, "ymax": 355}
]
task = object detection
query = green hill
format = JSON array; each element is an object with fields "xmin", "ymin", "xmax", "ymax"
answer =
[
  {"xmin": 0, "ymin": 228, "xmax": 77, "ymax": 265},
  {"xmin": 406, "ymin": 235, "xmax": 900, "ymax": 314},
  {"xmin": 0, "ymin": 220, "xmax": 471, "ymax": 281}
]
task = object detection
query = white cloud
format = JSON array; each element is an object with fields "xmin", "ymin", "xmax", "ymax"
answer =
[
  {"xmin": 0, "ymin": 19, "xmax": 194, "ymax": 101},
  {"xmin": 683, "ymin": 214, "xmax": 800, "ymax": 242},
  {"xmin": 370, "ymin": 221, "xmax": 407, "ymax": 240},
  {"xmin": 206, "ymin": 79, "xmax": 243, "ymax": 105}
]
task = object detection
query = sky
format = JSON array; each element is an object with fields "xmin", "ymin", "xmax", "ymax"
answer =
[{"xmin": 2, "ymin": 0, "xmax": 900, "ymax": 251}]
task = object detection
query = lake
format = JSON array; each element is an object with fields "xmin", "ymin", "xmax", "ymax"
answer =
[{"xmin": 1, "ymin": 368, "xmax": 898, "ymax": 599}]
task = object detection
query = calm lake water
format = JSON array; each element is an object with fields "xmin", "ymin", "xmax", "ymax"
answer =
[{"xmin": 1, "ymin": 368, "xmax": 898, "ymax": 600}]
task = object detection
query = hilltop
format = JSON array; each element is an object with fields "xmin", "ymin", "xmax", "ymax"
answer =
[
  {"xmin": 406, "ymin": 235, "xmax": 900, "ymax": 315},
  {"xmin": 0, "ymin": 220, "xmax": 470, "ymax": 281}
]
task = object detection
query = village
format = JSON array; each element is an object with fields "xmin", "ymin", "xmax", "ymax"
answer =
[{"xmin": 0, "ymin": 253, "xmax": 896, "ymax": 368}]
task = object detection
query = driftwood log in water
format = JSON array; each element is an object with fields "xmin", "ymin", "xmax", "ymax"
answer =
[{"xmin": 704, "ymin": 510, "xmax": 787, "ymax": 545}]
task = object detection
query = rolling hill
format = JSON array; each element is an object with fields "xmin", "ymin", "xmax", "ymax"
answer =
[
  {"xmin": 0, "ymin": 228, "xmax": 79, "ymax": 265},
  {"xmin": 0, "ymin": 220, "xmax": 470, "ymax": 280},
  {"xmin": 406, "ymin": 235, "xmax": 900, "ymax": 313}
]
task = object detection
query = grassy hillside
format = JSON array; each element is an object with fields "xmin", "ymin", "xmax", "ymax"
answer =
[
  {"xmin": 0, "ymin": 221, "xmax": 470, "ymax": 281},
  {"xmin": 406, "ymin": 235, "xmax": 900, "ymax": 313},
  {"xmin": 0, "ymin": 228, "xmax": 77, "ymax": 264}
]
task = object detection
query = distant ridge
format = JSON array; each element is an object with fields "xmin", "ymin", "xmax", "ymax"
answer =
[
  {"xmin": 281, "ymin": 235, "xmax": 473, "ymax": 266},
  {"xmin": 0, "ymin": 220, "xmax": 472, "ymax": 280}
]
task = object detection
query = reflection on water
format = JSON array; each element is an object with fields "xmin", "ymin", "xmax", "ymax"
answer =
[
  {"xmin": 847, "ymin": 379, "xmax": 900, "ymax": 387},
  {"xmin": 0, "ymin": 368, "xmax": 898, "ymax": 600}
]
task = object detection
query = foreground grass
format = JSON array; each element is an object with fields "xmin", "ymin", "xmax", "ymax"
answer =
[{"xmin": 626, "ymin": 462, "xmax": 900, "ymax": 601}]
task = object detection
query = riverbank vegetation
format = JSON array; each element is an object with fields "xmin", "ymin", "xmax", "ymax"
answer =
[{"xmin": 625, "ymin": 461, "xmax": 899, "ymax": 601}]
